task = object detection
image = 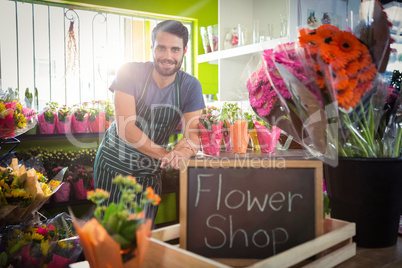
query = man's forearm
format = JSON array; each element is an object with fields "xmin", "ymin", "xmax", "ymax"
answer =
[{"xmin": 117, "ymin": 121, "xmax": 169, "ymax": 160}]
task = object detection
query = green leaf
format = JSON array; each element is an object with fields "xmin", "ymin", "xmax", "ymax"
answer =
[{"xmin": 103, "ymin": 202, "xmax": 117, "ymax": 224}]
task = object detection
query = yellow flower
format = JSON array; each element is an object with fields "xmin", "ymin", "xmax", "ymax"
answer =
[
  {"xmin": 41, "ymin": 183, "xmax": 52, "ymax": 196},
  {"xmin": 41, "ymin": 240, "xmax": 50, "ymax": 256},
  {"xmin": 49, "ymin": 180, "xmax": 61, "ymax": 189},
  {"xmin": 32, "ymin": 233, "xmax": 44, "ymax": 241},
  {"xmin": 58, "ymin": 241, "xmax": 67, "ymax": 249}
]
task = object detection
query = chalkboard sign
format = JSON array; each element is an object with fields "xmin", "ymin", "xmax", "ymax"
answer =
[{"xmin": 180, "ymin": 157, "xmax": 323, "ymax": 260}]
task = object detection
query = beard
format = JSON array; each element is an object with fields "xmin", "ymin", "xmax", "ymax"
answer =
[{"xmin": 153, "ymin": 57, "xmax": 184, "ymax": 77}]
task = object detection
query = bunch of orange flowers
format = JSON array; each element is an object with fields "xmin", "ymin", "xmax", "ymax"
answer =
[{"xmin": 299, "ymin": 24, "xmax": 377, "ymax": 111}]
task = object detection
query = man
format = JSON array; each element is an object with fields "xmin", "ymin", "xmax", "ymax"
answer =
[{"xmin": 94, "ymin": 20, "xmax": 205, "ymax": 221}]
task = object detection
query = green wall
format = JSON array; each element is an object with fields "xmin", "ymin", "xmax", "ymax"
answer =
[{"xmin": 54, "ymin": 0, "xmax": 219, "ymax": 95}]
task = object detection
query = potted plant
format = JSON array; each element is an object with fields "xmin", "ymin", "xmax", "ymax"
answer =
[
  {"xmin": 56, "ymin": 105, "xmax": 72, "ymax": 134},
  {"xmin": 73, "ymin": 175, "xmax": 160, "ymax": 267},
  {"xmin": 24, "ymin": 88, "xmax": 33, "ymax": 109},
  {"xmin": 71, "ymin": 103, "xmax": 88, "ymax": 133},
  {"xmin": 199, "ymin": 112, "xmax": 222, "ymax": 156},
  {"xmin": 104, "ymin": 100, "xmax": 114, "ymax": 130},
  {"xmin": 38, "ymin": 102, "xmax": 58, "ymax": 134},
  {"xmin": 88, "ymin": 100, "xmax": 105, "ymax": 133}
]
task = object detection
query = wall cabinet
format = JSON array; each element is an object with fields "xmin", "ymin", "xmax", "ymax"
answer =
[{"xmin": 198, "ymin": 0, "xmax": 359, "ymax": 102}]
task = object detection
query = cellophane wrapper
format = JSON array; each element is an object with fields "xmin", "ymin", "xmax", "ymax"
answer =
[
  {"xmin": 0, "ymin": 212, "xmax": 82, "ymax": 268},
  {"xmin": 0, "ymin": 157, "xmax": 67, "ymax": 226},
  {"xmin": 199, "ymin": 121, "xmax": 223, "ymax": 156}
]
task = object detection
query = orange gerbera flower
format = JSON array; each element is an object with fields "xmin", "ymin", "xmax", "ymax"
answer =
[
  {"xmin": 344, "ymin": 60, "xmax": 362, "ymax": 76},
  {"xmin": 337, "ymin": 86, "xmax": 355, "ymax": 110},
  {"xmin": 328, "ymin": 31, "xmax": 362, "ymax": 62},
  {"xmin": 357, "ymin": 47, "xmax": 373, "ymax": 67},
  {"xmin": 359, "ymin": 64, "xmax": 377, "ymax": 83},
  {"xmin": 299, "ymin": 30, "xmax": 324, "ymax": 56},
  {"xmin": 315, "ymin": 24, "xmax": 340, "ymax": 39}
]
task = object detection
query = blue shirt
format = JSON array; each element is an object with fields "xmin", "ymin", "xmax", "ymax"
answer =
[{"xmin": 109, "ymin": 62, "xmax": 205, "ymax": 114}]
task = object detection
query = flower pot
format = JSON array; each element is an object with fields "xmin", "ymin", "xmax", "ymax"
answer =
[
  {"xmin": 72, "ymin": 180, "xmax": 87, "ymax": 200},
  {"xmin": 54, "ymin": 182, "xmax": 71, "ymax": 202},
  {"xmin": 72, "ymin": 115, "xmax": 88, "ymax": 133},
  {"xmin": 199, "ymin": 122, "xmax": 222, "ymax": 156},
  {"xmin": 56, "ymin": 120, "xmax": 72, "ymax": 134},
  {"xmin": 229, "ymin": 120, "xmax": 249, "ymax": 154},
  {"xmin": 89, "ymin": 112, "xmax": 106, "ymax": 133},
  {"xmin": 324, "ymin": 157, "xmax": 402, "ymax": 248}
]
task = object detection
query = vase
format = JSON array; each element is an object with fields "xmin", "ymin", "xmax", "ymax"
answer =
[
  {"xmin": 324, "ymin": 157, "xmax": 402, "ymax": 248},
  {"xmin": 229, "ymin": 120, "xmax": 249, "ymax": 154},
  {"xmin": 54, "ymin": 182, "xmax": 71, "ymax": 202}
]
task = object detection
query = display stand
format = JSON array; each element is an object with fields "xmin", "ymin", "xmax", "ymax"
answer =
[
  {"xmin": 145, "ymin": 218, "xmax": 356, "ymax": 268},
  {"xmin": 0, "ymin": 137, "xmax": 20, "ymax": 164}
]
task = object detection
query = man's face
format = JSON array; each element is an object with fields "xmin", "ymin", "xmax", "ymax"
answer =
[{"xmin": 152, "ymin": 31, "xmax": 187, "ymax": 77}]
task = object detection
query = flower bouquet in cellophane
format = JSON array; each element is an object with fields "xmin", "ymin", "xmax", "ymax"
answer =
[
  {"xmin": 247, "ymin": 0, "xmax": 401, "ymax": 162},
  {"xmin": 72, "ymin": 175, "xmax": 161, "ymax": 268},
  {"xmin": 0, "ymin": 158, "xmax": 67, "ymax": 226},
  {"xmin": 0, "ymin": 90, "xmax": 37, "ymax": 139},
  {"xmin": 0, "ymin": 212, "xmax": 82, "ymax": 268}
]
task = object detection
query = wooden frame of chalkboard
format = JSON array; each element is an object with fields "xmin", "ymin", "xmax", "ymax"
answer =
[{"xmin": 179, "ymin": 157, "xmax": 323, "ymax": 261}]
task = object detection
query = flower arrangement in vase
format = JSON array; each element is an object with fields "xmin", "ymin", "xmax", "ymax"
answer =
[{"xmin": 73, "ymin": 175, "xmax": 161, "ymax": 267}]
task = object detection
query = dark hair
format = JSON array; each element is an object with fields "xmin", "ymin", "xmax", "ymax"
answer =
[{"xmin": 152, "ymin": 20, "xmax": 189, "ymax": 49}]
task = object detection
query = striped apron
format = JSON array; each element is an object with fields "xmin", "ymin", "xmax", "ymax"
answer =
[{"xmin": 94, "ymin": 70, "xmax": 182, "ymax": 221}]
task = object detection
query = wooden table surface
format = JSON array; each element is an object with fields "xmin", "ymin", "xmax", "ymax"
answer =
[{"xmin": 336, "ymin": 235, "xmax": 402, "ymax": 267}]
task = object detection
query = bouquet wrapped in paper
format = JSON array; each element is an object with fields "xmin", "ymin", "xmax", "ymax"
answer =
[
  {"xmin": 0, "ymin": 212, "xmax": 82, "ymax": 267},
  {"xmin": 0, "ymin": 158, "xmax": 67, "ymax": 226},
  {"xmin": 0, "ymin": 91, "xmax": 37, "ymax": 139},
  {"xmin": 72, "ymin": 175, "xmax": 160, "ymax": 268},
  {"xmin": 247, "ymin": 0, "xmax": 400, "ymax": 162}
]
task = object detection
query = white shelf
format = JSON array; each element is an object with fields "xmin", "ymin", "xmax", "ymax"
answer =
[{"xmin": 197, "ymin": 37, "xmax": 290, "ymax": 64}]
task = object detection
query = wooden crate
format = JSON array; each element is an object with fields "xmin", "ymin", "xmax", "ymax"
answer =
[{"xmin": 144, "ymin": 218, "xmax": 356, "ymax": 268}]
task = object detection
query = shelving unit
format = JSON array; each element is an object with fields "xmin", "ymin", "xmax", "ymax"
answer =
[
  {"xmin": 197, "ymin": 0, "xmax": 297, "ymax": 102},
  {"xmin": 198, "ymin": 0, "xmax": 360, "ymax": 102}
]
